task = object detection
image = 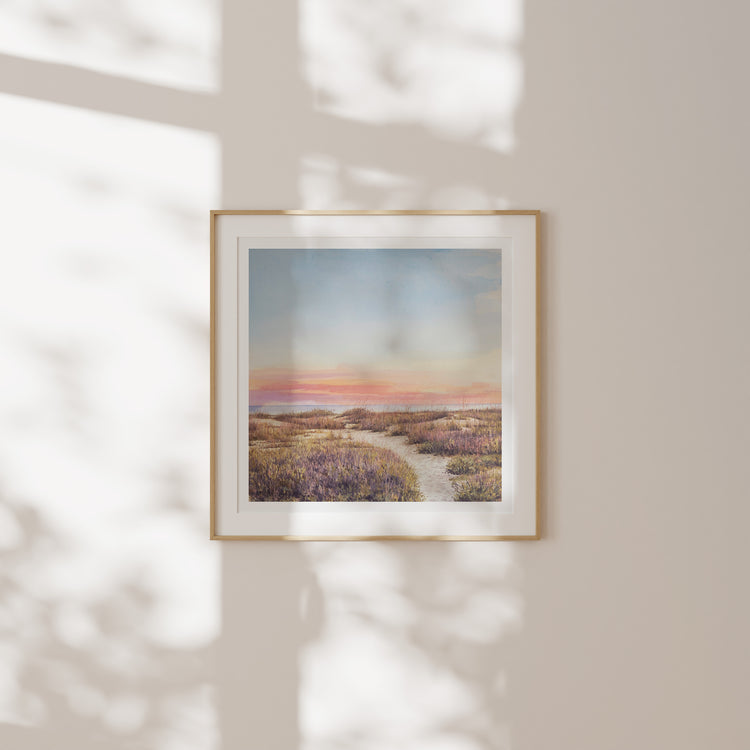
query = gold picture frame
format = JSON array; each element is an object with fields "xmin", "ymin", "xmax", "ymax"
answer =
[{"xmin": 211, "ymin": 210, "xmax": 540, "ymax": 540}]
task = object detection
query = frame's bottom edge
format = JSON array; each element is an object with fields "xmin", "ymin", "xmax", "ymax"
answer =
[{"xmin": 210, "ymin": 534, "xmax": 541, "ymax": 541}]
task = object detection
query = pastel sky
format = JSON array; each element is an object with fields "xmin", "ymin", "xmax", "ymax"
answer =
[{"xmin": 249, "ymin": 248, "xmax": 501, "ymax": 407}]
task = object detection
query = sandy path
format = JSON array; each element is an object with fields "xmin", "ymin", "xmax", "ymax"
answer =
[{"xmin": 336, "ymin": 429, "xmax": 456, "ymax": 502}]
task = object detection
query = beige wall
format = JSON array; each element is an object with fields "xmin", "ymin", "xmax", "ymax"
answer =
[{"xmin": 1, "ymin": 1, "xmax": 748, "ymax": 748}]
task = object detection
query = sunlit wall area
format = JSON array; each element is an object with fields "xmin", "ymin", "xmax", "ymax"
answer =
[
  {"xmin": 301, "ymin": 0, "xmax": 522, "ymax": 151},
  {"xmin": 0, "ymin": 0, "xmax": 220, "ymax": 91},
  {"xmin": 298, "ymin": 0, "xmax": 523, "ymax": 210},
  {"xmin": 0, "ymin": 93, "xmax": 220, "ymax": 748},
  {"xmin": 301, "ymin": 543, "xmax": 522, "ymax": 750}
]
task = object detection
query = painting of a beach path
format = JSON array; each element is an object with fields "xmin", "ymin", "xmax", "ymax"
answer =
[{"xmin": 248, "ymin": 248, "xmax": 502, "ymax": 502}]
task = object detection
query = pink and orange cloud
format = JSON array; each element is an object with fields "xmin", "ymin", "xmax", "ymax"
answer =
[{"xmin": 250, "ymin": 368, "xmax": 500, "ymax": 407}]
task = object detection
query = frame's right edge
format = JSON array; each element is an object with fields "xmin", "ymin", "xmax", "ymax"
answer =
[{"xmin": 534, "ymin": 210, "xmax": 542, "ymax": 540}]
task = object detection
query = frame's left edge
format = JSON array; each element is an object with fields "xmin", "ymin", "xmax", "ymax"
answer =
[{"xmin": 209, "ymin": 211, "xmax": 218, "ymax": 539}]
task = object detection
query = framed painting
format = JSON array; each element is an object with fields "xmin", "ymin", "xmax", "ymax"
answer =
[{"xmin": 210, "ymin": 210, "xmax": 540, "ymax": 540}]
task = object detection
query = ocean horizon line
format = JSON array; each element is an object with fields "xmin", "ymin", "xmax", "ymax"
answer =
[{"xmin": 249, "ymin": 403, "xmax": 501, "ymax": 415}]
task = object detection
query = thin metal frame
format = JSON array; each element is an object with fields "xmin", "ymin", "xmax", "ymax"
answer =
[{"xmin": 210, "ymin": 210, "xmax": 541, "ymax": 540}]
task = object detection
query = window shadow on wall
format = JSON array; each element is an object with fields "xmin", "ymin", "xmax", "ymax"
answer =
[{"xmin": 0, "ymin": 0, "xmax": 550, "ymax": 748}]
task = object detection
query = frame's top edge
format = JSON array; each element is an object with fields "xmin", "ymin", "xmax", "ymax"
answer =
[{"xmin": 210, "ymin": 209, "xmax": 541, "ymax": 216}]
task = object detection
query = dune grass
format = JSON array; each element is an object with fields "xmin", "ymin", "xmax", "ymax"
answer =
[
  {"xmin": 249, "ymin": 407, "xmax": 502, "ymax": 502},
  {"xmin": 248, "ymin": 434, "xmax": 423, "ymax": 502},
  {"xmin": 453, "ymin": 471, "xmax": 502, "ymax": 502},
  {"xmin": 345, "ymin": 408, "xmax": 501, "ymax": 456},
  {"xmin": 446, "ymin": 454, "xmax": 501, "ymax": 475},
  {"xmin": 248, "ymin": 418, "xmax": 301, "ymax": 444},
  {"xmin": 343, "ymin": 408, "xmax": 502, "ymax": 501}
]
